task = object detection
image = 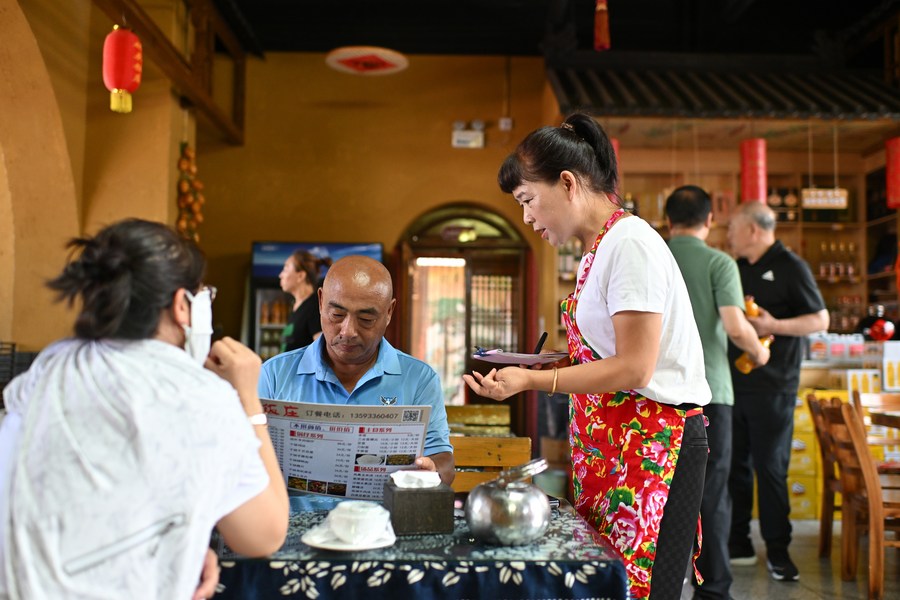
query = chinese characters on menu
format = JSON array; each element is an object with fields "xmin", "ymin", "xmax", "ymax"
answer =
[{"xmin": 261, "ymin": 400, "xmax": 431, "ymax": 500}]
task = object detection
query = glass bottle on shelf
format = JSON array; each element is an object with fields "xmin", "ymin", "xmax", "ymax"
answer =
[
  {"xmin": 835, "ymin": 242, "xmax": 847, "ymax": 279},
  {"xmin": 818, "ymin": 242, "xmax": 830, "ymax": 278},
  {"xmin": 846, "ymin": 242, "xmax": 858, "ymax": 278},
  {"xmin": 829, "ymin": 242, "xmax": 841, "ymax": 278}
]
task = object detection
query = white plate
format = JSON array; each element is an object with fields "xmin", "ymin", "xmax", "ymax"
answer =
[
  {"xmin": 356, "ymin": 454, "xmax": 384, "ymax": 465},
  {"xmin": 301, "ymin": 523, "xmax": 396, "ymax": 552}
]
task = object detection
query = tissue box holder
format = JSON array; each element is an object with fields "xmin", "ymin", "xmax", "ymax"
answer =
[{"xmin": 382, "ymin": 480, "xmax": 454, "ymax": 535}]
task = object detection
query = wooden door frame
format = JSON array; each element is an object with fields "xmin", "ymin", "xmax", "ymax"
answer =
[{"xmin": 392, "ymin": 203, "xmax": 538, "ymax": 442}]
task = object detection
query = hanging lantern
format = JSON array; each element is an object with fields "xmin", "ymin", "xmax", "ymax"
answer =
[
  {"xmin": 102, "ymin": 25, "xmax": 142, "ymax": 114},
  {"xmin": 740, "ymin": 138, "xmax": 767, "ymax": 203},
  {"xmin": 886, "ymin": 138, "xmax": 900, "ymax": 209},
  {"xmin": 594, "ymin": 1, "xmax": 611, "ymax": 51}
]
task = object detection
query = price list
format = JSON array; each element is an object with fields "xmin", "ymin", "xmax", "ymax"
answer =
[{"xmin": 261, "ymin": 400, "xmax": 430, "ymax": 500}]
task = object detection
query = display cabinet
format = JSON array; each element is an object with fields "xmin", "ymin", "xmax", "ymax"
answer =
[{"xmin": 865, "ymin": 167, "xmax": 898, "ymax": 323}]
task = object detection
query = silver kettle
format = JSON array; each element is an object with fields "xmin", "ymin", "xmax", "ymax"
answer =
[{"xmin": 464, "ymin": 458, "xmax": 551, "ymax": 546}]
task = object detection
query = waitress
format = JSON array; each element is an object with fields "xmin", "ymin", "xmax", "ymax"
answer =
[
  {"xmin": 463, "ymin": 113, "xmax": 710, "ymax": 600},
  {"xmin": 279, "ymin": 250, "xmax": 331, "ymax": 352}
]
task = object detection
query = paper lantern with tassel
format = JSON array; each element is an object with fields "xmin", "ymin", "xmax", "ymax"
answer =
[
  {"xmin": 102, "ymin": 25, "xmax": 142, "ymax": 113},
  {"xmin": 740, "ymin": 138, "xmax": 767, "ymax": 203}
]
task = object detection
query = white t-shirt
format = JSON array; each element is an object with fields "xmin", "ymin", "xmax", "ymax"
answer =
[
  {"xmin": 0, "ymin": 338, "xmax": 270, "ymax": 600},
  {"xmin": 574, "ymin": 216, "xmax": 711, "ymax": 406}
]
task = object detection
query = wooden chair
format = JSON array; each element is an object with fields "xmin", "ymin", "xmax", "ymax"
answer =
[
  {"xmin": 449, "ymin": 435, "xmax": 532, "ymax": 492},
  {"xmin": 445, "ymin": 404, "xmax": 511, "ymax": 436},
  {"xmin": 806, "ymin": 393, "xmax": 844, "ymax": 557},
  {"xmin": 851, "ymin": 391, "xmax": 900, "ymax": 474},
  {"xmin": 822, "ymin": 402, "xmax": 900, "ymax": 598}
]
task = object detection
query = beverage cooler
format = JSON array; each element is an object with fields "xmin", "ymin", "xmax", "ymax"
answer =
[{"xmin": 246, "ymin": 241, "xmax": 383, "ymax": 360}]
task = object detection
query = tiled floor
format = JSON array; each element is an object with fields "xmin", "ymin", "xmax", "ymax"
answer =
[{"xmin": 681, "ymin": 519, "xmax": 900, "ymax": 599}]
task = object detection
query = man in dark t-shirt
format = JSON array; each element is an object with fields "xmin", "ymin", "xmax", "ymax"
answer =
[{"xmin": 725, "ymin": 202, "xmax": 828, "ymax": 583}]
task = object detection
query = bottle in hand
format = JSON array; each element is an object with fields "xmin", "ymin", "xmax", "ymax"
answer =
[
  {"xmin": 745, "ymin": 296, "xmax": 760, "ymax": 318},
  {"xmin": 734, "ymin": 335, "xmax": 774, "ymax": 375}
]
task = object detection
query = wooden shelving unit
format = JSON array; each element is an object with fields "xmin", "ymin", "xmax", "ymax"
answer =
[{"xmin": 549, "ymin": 166, "xmax": 895, "ymax": 336}]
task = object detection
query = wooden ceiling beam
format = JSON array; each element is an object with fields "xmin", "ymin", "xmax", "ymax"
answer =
[{"xmin": 92, "ymin": 0, "xmax": 246, "ymax": 145}]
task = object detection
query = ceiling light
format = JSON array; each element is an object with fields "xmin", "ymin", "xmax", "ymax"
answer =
[{"xmin": 325, "ymin": 46, "xmax": 408, "ymax": 75}]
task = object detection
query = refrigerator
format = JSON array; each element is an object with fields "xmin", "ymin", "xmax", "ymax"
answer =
[{"xmin": 245, "ymin": 241, "xmax": 384, "ymax": 359}]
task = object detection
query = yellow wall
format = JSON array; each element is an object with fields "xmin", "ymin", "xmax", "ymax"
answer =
[
  {"xmin": 4, "ymin": 1, "xmax": 557, "ymax": 348},
  {"xmin": 198, "ymin": 53, "xmax": 551, "ymax": 339},
  {"xmin": 0, "ymin": 0, "xmax": 81, "ymax": 349},
  {"xmin": 3, "ymin": 0, "xmax": 200, "ymax": 350}
]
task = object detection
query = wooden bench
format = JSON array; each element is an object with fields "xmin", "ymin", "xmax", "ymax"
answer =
[
  {"xmin": 449, "ymin": 435, "xmax": 532, "ymax": 492},
  {"xmin": 445, "ymin": 404, "xmax": 511, "ymax": 436}
]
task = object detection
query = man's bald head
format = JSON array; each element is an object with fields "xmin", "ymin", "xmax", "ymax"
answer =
[
  {"xmin": 323, "ymin": 255, "xmax": 393, "ymax": 302},
  {"xmin": 319, "ymin": 255, "xmax": 396, "ymax": 369}
]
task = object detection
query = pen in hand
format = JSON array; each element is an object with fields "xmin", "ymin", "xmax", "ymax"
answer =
[{"xmin": 533, "ymin": 331, "xmax": 548, "ymax": 355}]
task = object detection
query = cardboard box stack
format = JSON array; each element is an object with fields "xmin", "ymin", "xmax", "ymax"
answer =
[{"xmin": 788, "ymin": 395, "xmax": 818, "ymax": 519}]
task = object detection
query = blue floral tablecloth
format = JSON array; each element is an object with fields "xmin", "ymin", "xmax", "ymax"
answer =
[{"xmin": 215, "ymin": 496, "xmax": 627, "ymax": 600}]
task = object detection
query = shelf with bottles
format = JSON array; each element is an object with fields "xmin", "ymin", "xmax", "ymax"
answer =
[
  {"xmin": 809, "ymin": 239, "xmax": 864, "ymax": 285},
  {"xmin": 628, "ymin": 176, "xmax": 737, "ymax": 228},
  {"xmin": 258, "ymin": 327, "xmax": 284, "ymax": 361},
  {"xmin": 826, "ymin": 295, "xmax": 866, "ymax": 334},
  {"xmin": 556, "ymin": 238, "xmax": 584, "ymax": 282}
]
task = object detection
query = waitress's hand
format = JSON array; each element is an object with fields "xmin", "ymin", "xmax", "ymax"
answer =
[{"xmin": 462, "ymin": 367, "xmax": 531, "ymax": 401}]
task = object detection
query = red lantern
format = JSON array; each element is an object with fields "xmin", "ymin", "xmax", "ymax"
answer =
[
  {"xmin": 594, "ymin": 1, "xmax": 611, "ymax": 51},
  {"xmin": 886, "ymin": 138, "xmax": 900, "ymax": 209},
  {"xmin": 740, "ymin": 138, "xmax": 767, "ymax": 203},
  {"xmin": 102, "ymin": 25, "xmax": 142, "ymax": 114}
]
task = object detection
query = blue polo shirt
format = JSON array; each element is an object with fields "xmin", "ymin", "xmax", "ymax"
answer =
[{"xmin": 258, "ymin": 336, "xmax": 452, "ymax": 456}]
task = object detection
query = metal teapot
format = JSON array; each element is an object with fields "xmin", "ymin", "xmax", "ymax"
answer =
[{"xmin": 464, "ymin": 458, "xmax": 551, "ymax": 546}]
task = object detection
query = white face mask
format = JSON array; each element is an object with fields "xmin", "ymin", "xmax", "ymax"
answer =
[{"xmin": 183, "ymin": 286, "xmax": 214, "ymax": 364}]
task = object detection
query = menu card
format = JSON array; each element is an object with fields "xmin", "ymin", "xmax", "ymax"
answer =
[{"xmin": 261, "ymin": 399, "xmax": 431, "ymax": 500}]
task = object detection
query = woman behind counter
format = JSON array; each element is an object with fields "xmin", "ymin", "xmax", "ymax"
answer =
[
  {"xmin": 279, "ymin": 250, "xmax": 331, "ymax": 353},
  {"xmin": 0, "ymin": 219, "xmax": 288, "ymax": 599},
  {"xmin": 463, "ymin": 113, "xmax": 710, "ymax": 600}
]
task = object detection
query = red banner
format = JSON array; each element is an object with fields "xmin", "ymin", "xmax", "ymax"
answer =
[
  {"xmin": 740, "ymin": 138, "xmax": 767, "ymax": 203},
  {"xmin": 886, "ymin": 137, "xmax": 900, "ymax": 209}
]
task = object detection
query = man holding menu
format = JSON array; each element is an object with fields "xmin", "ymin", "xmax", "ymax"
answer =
[{"xmin": 259, "ymin": 255, "xmax": 455, "ymax": 485}]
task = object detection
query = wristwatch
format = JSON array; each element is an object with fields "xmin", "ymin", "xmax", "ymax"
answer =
[{"xmin": 248, "ymin": 413, "xmax": 268, "ymax": 426}]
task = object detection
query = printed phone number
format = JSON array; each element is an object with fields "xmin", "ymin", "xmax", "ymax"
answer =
[{"xmin": 347, "ymin": 413, "xmax": 399, "ymax": 420}]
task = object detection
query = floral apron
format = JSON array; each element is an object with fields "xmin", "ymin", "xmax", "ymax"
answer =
[{"xmin": 562, "ymin": 209, "xmax": 702, "ymax": 600}]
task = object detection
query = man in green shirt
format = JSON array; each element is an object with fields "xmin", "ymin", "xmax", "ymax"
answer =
[{"xmin": 666, "ymin": 186, "xmax": 770, "ymax": 600}]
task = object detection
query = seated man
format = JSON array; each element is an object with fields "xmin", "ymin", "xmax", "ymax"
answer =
[{"xmin": 259, "ymin": 255, "xmax": 455, "ymax": 485}]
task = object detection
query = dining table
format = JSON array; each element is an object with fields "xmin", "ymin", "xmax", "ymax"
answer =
[
  {"xmin": 869, "ymin": 410, "xmax": 900, "ymax": 430},
  {"xmin": 214, "ymin": 494, "xmax": 628, "ymax": 600}
]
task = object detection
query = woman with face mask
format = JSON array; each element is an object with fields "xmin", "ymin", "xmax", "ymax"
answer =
[{"xmin": 0, "ymin": 219, "xmax": 288, "ymax": 600}]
